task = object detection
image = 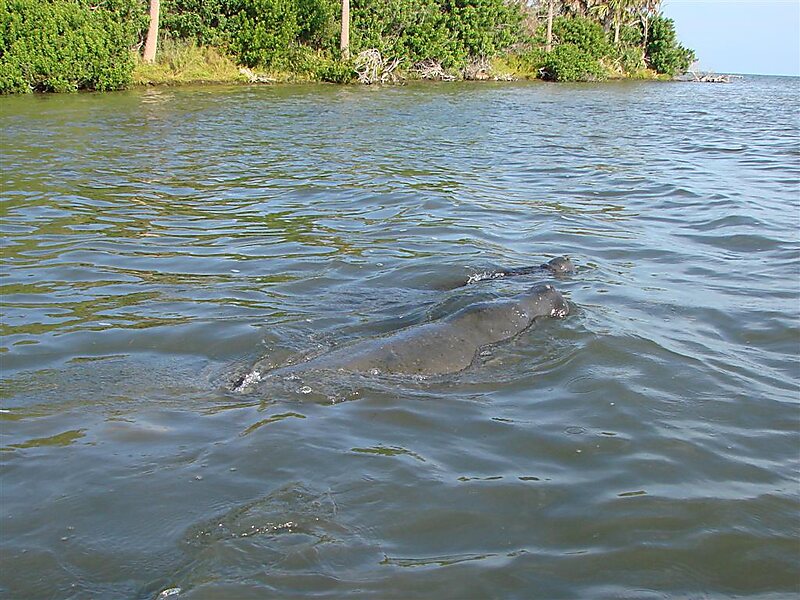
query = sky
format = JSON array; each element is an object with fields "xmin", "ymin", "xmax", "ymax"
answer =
[{"xmin": 661, "ymin": 1, "xmax": 800, "ymax": 76}]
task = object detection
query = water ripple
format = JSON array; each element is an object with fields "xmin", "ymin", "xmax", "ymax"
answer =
[{"xmin": 1, "ymin": 78, "xmax": 798, "ymax": 599}]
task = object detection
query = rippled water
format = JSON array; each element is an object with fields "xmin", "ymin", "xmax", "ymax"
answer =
[{"xmin": 1, "ymin": 77, "xmax": 798, "ymax": 599}]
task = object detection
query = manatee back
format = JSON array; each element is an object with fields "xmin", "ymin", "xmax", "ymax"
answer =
[{"xmin": 520, "ymin": 284, "xmax": 569, "ymax": 319}]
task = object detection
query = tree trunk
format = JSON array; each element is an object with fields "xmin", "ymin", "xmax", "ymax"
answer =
[
  {"xmin": 613, "ymin": 19, "xmax": 620, "ymax": 45},
  {"xmin": 642, "ymin": 15, "xmax": 649, "ymax": 49},
  {"xmin": 545, "ymin": 0, "xmax": 554, "ymax": 52},
  {"xmin": 143, "ymin": 0, "xmax": 160, "ymax": 63},
  {"xmin": 341, "ymin": 0, "xmax": 350, "ymax": 60}
]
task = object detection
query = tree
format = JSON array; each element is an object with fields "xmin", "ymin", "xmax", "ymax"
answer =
[
  {"xmin": 143, "ymin": 0, "xmax": 160, "ymax": 62},
  {"xmin": 646, "ymin": 14, "xmax": 694, "ymax": 74},
  {"xmin": 341, "ymin": 0, "xmax": 350, "ymax": 59},
  {"xmin": 591, "ymin": 0, "xmax": 633, "ymax": 45},
  {"xmin": 545, "ymin": 0, "xmax": 554, "ymax": 52},
  {"xmin": 638, "ymin": 0, "xmax": 660, "ymax": 48}
]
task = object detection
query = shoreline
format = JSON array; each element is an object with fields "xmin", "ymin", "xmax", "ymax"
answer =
[
  {"xmin": 0, "ymin": 74, "xmax": 679, "ymax": 97},
  {"xmin": 128, "ymin": 62, "xmax": 670, "ymax": 91}
]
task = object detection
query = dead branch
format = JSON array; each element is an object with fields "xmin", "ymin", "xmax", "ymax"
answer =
[
  {"xmin": 354, "ymin": 49, "xmax": 401, "ymax": 85},
  {"xmin": 413, "ymin": 59, "xmax": 456, "ymax": 81},
  {"xmin": 464, "ymin": 57, "xmax": 492, "ymax": 80}
]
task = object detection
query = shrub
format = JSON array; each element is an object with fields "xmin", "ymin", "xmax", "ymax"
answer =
[
  {"xmin": 0, "ymin": 0, "xmax": 142, "ymax": 93},
  {"xmin": 228, "ymin": 0, "xmax": 302, "ymax": 68},
  {"xmin": 646, "ymin": 15, "xmax": 694, "ymax": 75},
  {"xmin": 619, "ymin": 23, "xmax": 642, "ymax": 47},
  {"xmin": 162, "ymin": 0, "xmax": 339, "ymax": 67},
  {"xmin": 254, "ymin": 44, "xmax": 354, "ymax": 81},
  {"xmin": 161, "ymin": 0, "xmax": 237, "ymax": 47},
  {"xmin": 441, "ymin": 0, "xmax": 523, "ymax": 60},
  {"xmin": 139, "ymin": 0, "xmax": 526, "ymax": 76},
  {"xmin": 350, "ymin": 0, "xmax": 523, "ymax": 69},
  {"xmin": 541, "ymin": 43, "xmax": 604, "ymax": 82},
  {"xmin": 616, "ymin": 45, "xmax": 645, "ymax": 73},
  {"xmin": 295, "ymin": 0, "xmax": 339, "ymax": 47},
  {"xmin": 500, "ymin": 47, "xmax": 546, "ymax": 78},
  {"xmin": 351, "ymin": 0, "xmax": 457, "ymax": 66},
  {"xmin": 312, "ymin": 55, "xmax": 355, "ymax": 83},
  {"xmin": 551, "ymin": 15, "xmax": 610, "ymax": 59}
]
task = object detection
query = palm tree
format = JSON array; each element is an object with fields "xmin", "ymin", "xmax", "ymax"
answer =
[
  {"xmin": 341, "ymin": 0, "xmax": 350, "ymax": 59},
  {"xmin": 591, "ymin": 0, "xmax": 636, "ymax": 45},
  {"xmin": 639, "ymin": 0, "xmax": 661, "ymax": 48},
  {"xmin": 561, "ymin": 0, "xmax": 593, "ymax": 17},
  {"xmin": 143, "ymin": 0, "xmax": 160, "ymax": 63}
]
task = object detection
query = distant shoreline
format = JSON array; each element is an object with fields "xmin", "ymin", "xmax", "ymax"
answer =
[{"xmin": 1, "ymin": 3, "xmax": 695, "ymax": 94}]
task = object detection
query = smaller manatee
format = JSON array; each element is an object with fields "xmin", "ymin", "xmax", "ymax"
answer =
[
  {"xmin": 465, "ymin": 256, "xmax": 574, "ymax": 286},
  {"xmin": 541, "ymin": 256, "xmax": 574, "ymax": 275}
]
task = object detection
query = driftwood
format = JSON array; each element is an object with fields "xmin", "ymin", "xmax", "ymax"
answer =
[
  {"xmin": 463, "ymin": 57, "xmax": 515, "ymax": 81},
  {"xmin": 413, "ymin": 59, "xmax": 456, "ymax": 81},
  {"xmin": 354, "ymin": 49, "xmax": 401, "ymax": 84},
  {"xmin": 238, "ymin": 67, "xmax": 274, "ymax": 84},
  {"xmin": 464, "ymin": 57, "xmax": 492, "ymax": 80},
  {"xmin": 689, "ymin": 70, "xmax": 742, "ymax": 84}
]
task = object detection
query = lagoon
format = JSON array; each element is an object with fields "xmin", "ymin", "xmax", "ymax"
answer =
[{"xmin": 1, "ymin": 78, "xmax": 798, "ymax": 599}]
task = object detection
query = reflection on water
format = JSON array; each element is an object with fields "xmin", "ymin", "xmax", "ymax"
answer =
[{"xmin": 1, "ymin": 77, "xmax": 798, "ymax": 599}]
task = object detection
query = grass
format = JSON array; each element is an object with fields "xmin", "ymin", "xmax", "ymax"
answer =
[
  {"xmin": 490, "ymin": 54, "xmax": 543, "ymax": 80},
  {"xmin": 130, "ymin": 38, "xmax": 671, "ymax": 88},
  {"xmin": 132, "ymin": 39, "xmax": 245, "ymax": 86}
]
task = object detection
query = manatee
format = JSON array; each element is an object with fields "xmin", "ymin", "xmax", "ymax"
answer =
[
  {"xmin": 233, "ymin": 283, "xmax": 569, "ymax": 389},
  {"xmin": 464, "ymin": 256, "xmax": 574, "ymax": 286}
]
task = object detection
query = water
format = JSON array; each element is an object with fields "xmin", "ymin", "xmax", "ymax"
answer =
[{"xmin": 1, "ymin": 77, "xmax": 798, "ymax": 599}]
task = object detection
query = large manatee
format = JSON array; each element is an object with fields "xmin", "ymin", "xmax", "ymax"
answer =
[{"xmin": 233, "ymin": 283, "xmax": 569, "ymax": 389}]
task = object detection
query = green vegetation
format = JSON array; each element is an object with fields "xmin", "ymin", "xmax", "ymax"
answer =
[
  {"xmin": 541, "ymin": 43, "xmax": 603, "ymax": 82},
  {"xmin": 0, "ymin": 0, "xmax": 695, "ymax": 93},
  {"xmin": 646, "ymin": 14, "xmax": 696, "ymax": 76},
  {"xmin": 131, "ymin": 38, "xmax": 243, "ymax": 86},
  {"xmin": 350, "ymin": 0, "xmax": 522, "ymax": 70},
  {"xmin": 0, "ymin": 0, "xmax": 142, "ymax": 93}
]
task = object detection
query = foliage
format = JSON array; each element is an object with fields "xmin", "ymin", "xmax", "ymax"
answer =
[
  {"xmin": 0, "ymin": 0, "xmax": 696, "ymax": 92},
  {"xmin": 258, "ymin": 44, "xmax": 354, "ymax": 82},
  {"xmin": 350, "ymin": 0, "xmax": 522, "ymax": 69},
  {"xmin": 161, "ymin": 0, "xmax": 339, "ymax": 69},
  {"xmin": 295, "ymin": 0, "xmax": 339, "ymax": 46},
  {"xmin": 132, "ymin": 38, "xmax": 243, "ymax": 85},
  {"xmin": 646, "ymin": 14, "xmax": 694, "ymax": 75},
  {"xmin": 498, "ymin": 47, "xmax": 546, "ymax": 79},
  {"xmin": 619, "ymin": 22, "xmax": 642, "ymax": 47},
  {"xmin": 441, "ymin": 0, "xmax": 523, "ymax": 60},
  {"xmin": 541, "ymin": 43, "xmax": 604, "ymax": 82},
  {"xmin": 551, "ymin": 15, "xmax": 610, "ymax": 59},
  {"xmin": 351, "ymin": 0, "xmax": 449, "ymax": 65},
  {"xmin": 311, "ymin": 56, "xmax": 355, "ymax": 83},
  {"xmin": 228, "ymin": 0, "xmax": 301, "ymax": 68},
  {"xmin": 0, "ymin": 0, "xmax": 142, "ymax": 93},
  {"xmin": 160, "ymin": 0, "xmax": 237, "ymax": 47},
  {"xmin": 616, "ymin": 44, "xmax": 645, "ymax": 73}
]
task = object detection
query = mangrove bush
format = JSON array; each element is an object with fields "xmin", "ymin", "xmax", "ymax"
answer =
[
  {"xmin": 646, "ymin": 15, "xmax": 694, "ymax": 75},
  {"xmin": 0, "ymin": 0, "xmax": 696, "ymax": 92},
  {"xmin": 0, "ymin": 0, "xmax": 143, "ymax": 93}
]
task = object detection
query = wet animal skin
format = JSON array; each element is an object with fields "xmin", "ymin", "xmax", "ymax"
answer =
[
  {"xmin": 463, "ymin": 256, "xmax": 574, "ymax": 285},
  {"xmin": 234, "ymin": 282, "xmax": 569, "ymax": 387}
]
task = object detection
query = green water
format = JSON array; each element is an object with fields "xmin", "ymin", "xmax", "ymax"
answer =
[{"xmin": 1, "ymin": 79, "xmax": 798, "ymax": 599}]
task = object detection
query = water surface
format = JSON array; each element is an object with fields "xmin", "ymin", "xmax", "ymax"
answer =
[{"xmin": 1, "ymin": 77, "xmax": 799, "ymax": 599}]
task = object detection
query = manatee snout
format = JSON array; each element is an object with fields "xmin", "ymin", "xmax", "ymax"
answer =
[{"xmin": 542, "ymin": 256, "xmax": 574, "ymax": 275}]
